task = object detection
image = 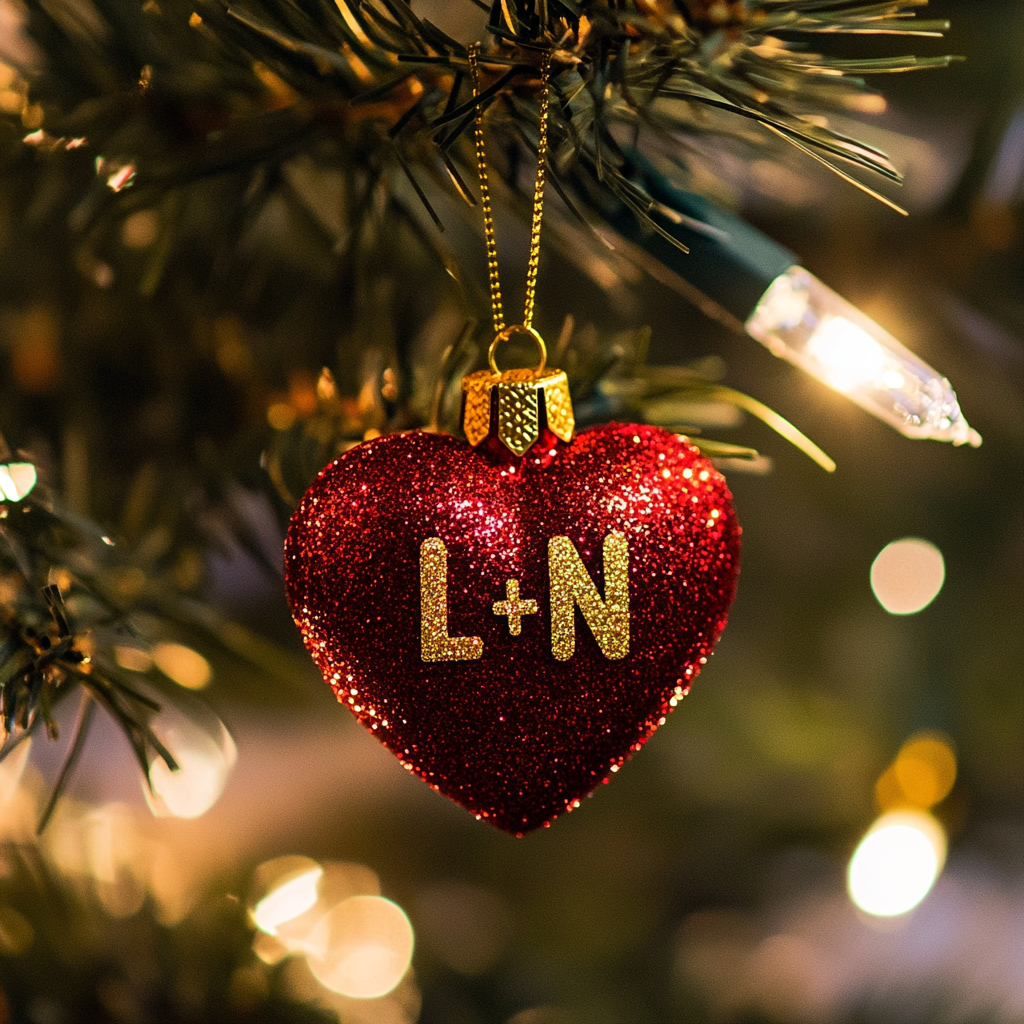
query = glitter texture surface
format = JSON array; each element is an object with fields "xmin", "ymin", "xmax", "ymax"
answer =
[{"xmin": 284, "ymin": 424, "xmax": 740, "ymax": 835}]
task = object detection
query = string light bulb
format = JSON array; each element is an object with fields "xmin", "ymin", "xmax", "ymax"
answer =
[
  {"xmin": 606, "ymin": 152, "xmax": 982, "ymax": 449},
  {"xmin": 746, "ymin": 268, "xmax": 981, "ymax": 446}
]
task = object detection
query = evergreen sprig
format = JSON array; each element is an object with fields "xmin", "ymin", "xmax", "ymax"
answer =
[
  {"xmin": 6, "ymin": 1, "xmax": 953, "ymax": 262},
  {"xmin": 0, "ymin": 434, "xmax": 302, "ymax": 830},
  {"xmin": 0, "ymin": 1, "xmax": 955, "ymax": 439}
]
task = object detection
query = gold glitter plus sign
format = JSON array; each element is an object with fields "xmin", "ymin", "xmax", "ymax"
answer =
[{"xmin": 492, "ymin": 579, "xmax": 538, "ymax": 636}]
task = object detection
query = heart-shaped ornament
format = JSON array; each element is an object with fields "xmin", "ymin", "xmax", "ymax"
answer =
[{"xmin": 284, "ymin": 365, "xmax": 740, "ymax": 835}]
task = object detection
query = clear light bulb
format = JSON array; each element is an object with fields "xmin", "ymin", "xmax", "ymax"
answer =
[{"xmin": 746, "ymin": 267, "xmax": 981, "ymax": 446}]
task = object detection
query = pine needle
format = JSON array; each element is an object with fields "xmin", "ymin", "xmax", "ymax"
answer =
[{"xmin": 708, "ymin": 385, "xmax": 837, "ymax": 473}]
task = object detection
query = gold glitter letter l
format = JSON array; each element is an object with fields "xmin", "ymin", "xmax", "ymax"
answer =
[
  {"xmin": 549, "ymin": 533, "xmax": 629, "ymax": 661},
  {"xmin": 420, "ymin": 538, "xmax": 484, "ymax": 662}
]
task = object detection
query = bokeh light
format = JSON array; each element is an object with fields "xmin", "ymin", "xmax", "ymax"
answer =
[
  {"xmin": 41, "ymin": 796, "xmax": 200, "ymax": 925},
  {"xmin": 250, "ymin": 856, "xmax": 324, "ymax": 936},
  {"xmin": 848, "ymin": 810, "xmax": 946, "ymax": 917},
  {"xmin": 45, "ymin": 803, "xmax": 150, "ymax": 918},
  {"xmin": 80, "ymin": 804, "xmax": 150, "ymax": 918},
  {"xmin": 870, "ymin": 538, "xmax": 945, "ymax": 614},
  {"xmin": 0, "ymin": 462, "xmax": 37, "ymax": 502},
  {"xmin": 121, "ymin": 208, "xmax": 159, "ymax": 249},
  {"xmin": 144, "ymin": 696, "xmax": 236, "ymax": 818},
  {"xmin": 875, "ymin": 731, "xmax": 957, "ymax": 812},
  {"xmin": 146, "ymin": 842, "xmax": 198, "ymax": 926},
  {"xmin": 250, "ymin": 859, "xmax": 383, "ymax": 965},
  {"xmin": 307, "ymin": 895, "xmax": 414, "ymax": 999},
  {"xmin": 247, "ymin": 856, "xmax": 413, "ymax": 1005},
  {"xmin": 0, "ymin": 737, "xmax": 32, "ymax": 808},
  {"xmin": 893, "ymin": 733, "xmax": 957, "ymax": 807},
  {"xmin": 0, "ymin": 906, "xmax": 34, "ymax": 955},
  {"xmin": 152, "ymin": 641, "xmax": 213, "ymax": 690},
  {"xmin": 114, "ymin": 646, "xmax": 154, "ymax": 673},
  {"xmin": 282, "ymin": 956, "xmax": 422, "ymax": 1024}
]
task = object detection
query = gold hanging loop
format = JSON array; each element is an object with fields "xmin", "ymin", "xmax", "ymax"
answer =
[{"xmin": 488, "ymin": 324, "xmax": 547, "ymax": 376}]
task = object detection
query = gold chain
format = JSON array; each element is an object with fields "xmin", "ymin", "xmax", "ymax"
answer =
[{"xmin": 468, "ymin": 43, "xmax": 552, "ymax": 336}]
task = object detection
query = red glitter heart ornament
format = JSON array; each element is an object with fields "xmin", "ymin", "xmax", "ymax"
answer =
[{"xmin": 284, "ymin": 400, "xmax": 740, "ymax": 834}]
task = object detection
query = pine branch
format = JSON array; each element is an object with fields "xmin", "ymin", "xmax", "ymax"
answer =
[
  {"xmin": 0, "ymin": 3, "xmax": 956, "ymax": 447},
  {"xmin": 3, "ymin": 1, "xmax": 953, "ymax": 276},
  {"xmin": 0, "ymin": 459, "xmax": 301, "ymax": 824}
]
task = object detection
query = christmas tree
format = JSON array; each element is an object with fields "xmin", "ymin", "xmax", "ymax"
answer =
[{"xmin": 0, "ymin": 1, "xmax": 1021, "ymax": 1021}]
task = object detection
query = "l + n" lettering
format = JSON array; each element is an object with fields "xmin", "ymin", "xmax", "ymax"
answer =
[{"xmin": 419, "ymin": 534, "xmax": 629, "ymax": 662}]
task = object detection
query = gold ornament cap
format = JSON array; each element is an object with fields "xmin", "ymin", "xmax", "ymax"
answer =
[{"xmin": 461, "ymin": 325, "xmax": 575, "ymax": 456}]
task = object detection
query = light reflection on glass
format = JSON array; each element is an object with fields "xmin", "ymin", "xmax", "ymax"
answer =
[
  {"xmin": 848, "ymin": 810, "xmax": 946, "ymax": 917},
  {"xmin": 805, "ymin": 316, "xmax": 886, "ymax": 391},
  {"xmin": 105, "ymin": 163, "xmax": 136, "ymax": 192},
  {"xmin": 870, "ymin": 537, "xmax": 945, "ymax": 615}
]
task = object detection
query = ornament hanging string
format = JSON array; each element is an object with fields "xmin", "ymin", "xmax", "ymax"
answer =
[{"xmin": 467, "ymin": 43, "xmax": 552, "ymax": 373}]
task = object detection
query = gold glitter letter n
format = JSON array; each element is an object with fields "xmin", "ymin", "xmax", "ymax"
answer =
[
  {"xmin": 420, "ymin": 538, "xmax": 484, "ymax": 662},
  {"xmin": 549, "ymin": 533, "xmax": 629, "ymax": 661}
]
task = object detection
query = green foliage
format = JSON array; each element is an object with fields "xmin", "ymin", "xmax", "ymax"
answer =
[
  {"xmin": 1, "ymin": 0, "xmax": 954, "ymax": 387},
  {"xmin": 0, "ymin": 435, "xmax": 305, "ymax": 828}
]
